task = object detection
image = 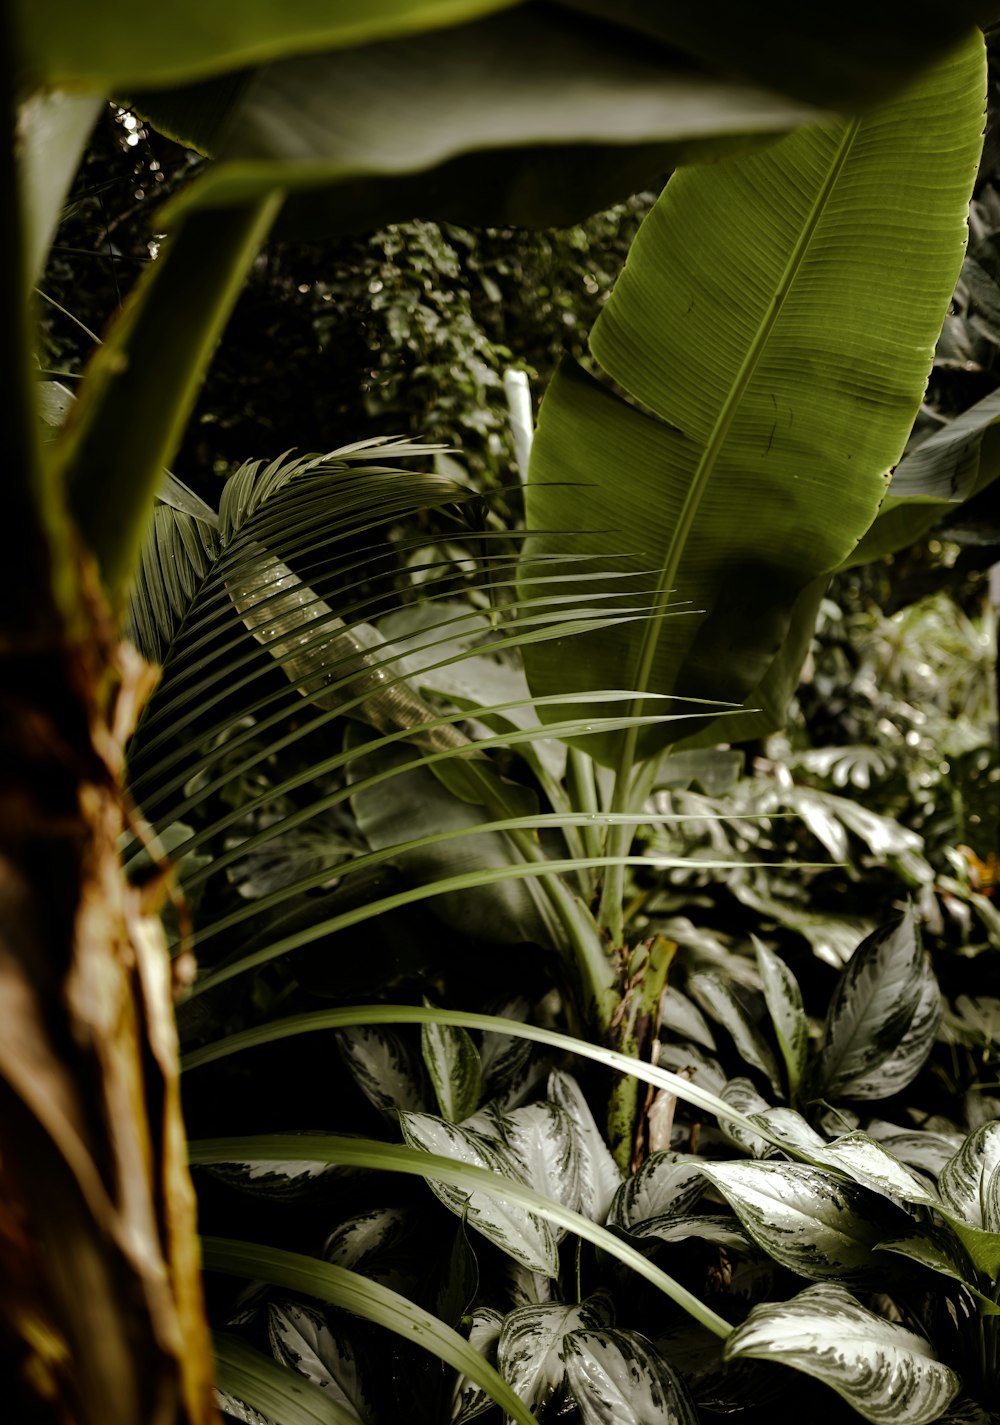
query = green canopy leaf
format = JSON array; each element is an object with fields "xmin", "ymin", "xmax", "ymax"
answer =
[{"xmin": 519, "ymin": 37, "xmax": 985, "ymax": 763}]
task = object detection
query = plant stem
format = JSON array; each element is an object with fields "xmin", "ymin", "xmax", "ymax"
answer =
[{"xmin": 606, "ymin": 935, "xmax": 673, "ymax": 1170}]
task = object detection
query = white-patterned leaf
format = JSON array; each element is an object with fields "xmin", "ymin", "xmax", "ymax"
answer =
[
  {"xmin": 754, "ymin": 938, "xmax": 808, "ymax": 1097},
  {"xmin": 724, "ymin": 1282, "xmax": 961, "ymax": 1425},
  {"xmin": 451, "ymin": 1307, "xmax": 503, "ymax": 1425},
  {"xmin": 422, "ymin": 1002, "xmax": 482, "ymax": 1123},
  {"xmin": 499, "ymin": 1102, "xmax": 582, "ymax": 1223},
  {"xmin": 215, "ymin": 1388, "xmax": 273, "ymax": 1425},
  {"xmin": 750, "ymin": 1107, "xmax": 825, "ymax": 1154},
  {"xmin": 717, "ymin": 1078, "xmax": 773, "ymax": 1158},
  {"xmin": 500, "ymin": 1260, "xmax": 555, "ymax": 1309},
  {"xmin": 813, "ymin": 909, "xmax": 941, "ymax": 1101},
  {"xmin": 607, "ymin": 1152, "xmax": 705, "ymax": 1231},
  {"xmin": 631, "ymin": 1214, "xmax": 750, "ymax": 1251},
  {"xmin": 497, "ymin": 1296, "xmax": 612, "ymax": 1419},
  {"xmin": 336, "ymin": 1026, "xmax": 426, "ymax": 1115},
  {"xmin": 985, "ymin": 1164, "xmax": 1000, "ymax": 1235},
  {"xmin": 700, "ymin": 1161, "xmax": 905, "ymax": 1281},
  {"xmin": 479, "ymin": 999, "xmax": 548, "ymax": 1111},
  {"xmin": 810, "ymin": 1132, "xmax": 940, "ymax": 1209},
  {"xmin": 321, "ymin": 1207, "xmax": 414, "ymax": 1290},
  {"xmin": 660, "ymin": 988, "xmax": 716, "ymax": 1051},
  {"xmin": 546, "ymin": 1070, "xmax": 622, "ymax": 1223},
  {"xmin": 563, "ymin": 1328, "xmax": 699, "ymax": 1425},
  {"xmin": 206, "ymin": 1136, "xmax": 348, "ymax": 1201},
  {"xmin": 268, "ymin": 1302, "xmax": 369, "ymax": 1422},
  {"xmin": 939, "ymin": 1121, "xmax": 1000, "ymax": 1230},
  {"xmin": 864, "ymin": 1122, "xmax": 963, "ymax": 1181},
  {"xmin": 657, "ymin": 1041, "xmax": 727, "ymax": 1098},
  {"xmin": 688, "ymin": 971, "xmax": 784, "ymax": 1096},
  {"xmin": 400, "ymin": 1112, "xmax": 559, "ymax": 1275}
]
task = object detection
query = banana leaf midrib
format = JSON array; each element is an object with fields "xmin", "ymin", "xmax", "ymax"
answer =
[{"xmin": 621, "ymin": 118, "xmax": 861, "ymax": 732}]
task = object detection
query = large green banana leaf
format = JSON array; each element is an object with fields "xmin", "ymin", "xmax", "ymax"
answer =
[
  {"xmin": 11, "ymin": 0, "xmax": 519, "ymax": 91},
  {"xmin": 518, "ymin": 35, "xmax": 986, "ymax": 768},
  {"xmin": 555, "ymin": 1, "xmax": 987, "ymax": 110},
  {"xmin": 143, "ymin": 8, "xmax": 816, "ymax": 235}
]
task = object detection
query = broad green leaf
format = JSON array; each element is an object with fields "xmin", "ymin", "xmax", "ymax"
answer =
[
  {"xmin": 497, "ymin": 1298, "xmax": 612, "ymax": 1419},
  {"xmin": 203, "ymin": 1239, "xmax": 543, "ymax": 1425},
  {"xmin": 546, "ymin": 1070, "xmax": 622, "ymax": 1223},
  {"xmin": 688, "ymin": 973, "xmax": 784, "ymax": 1097},
  {"xmin": 557, "ymin": 0, "xmax": 988, "ymax": 109},
  {"xmin": 810, "ymin": 1132, "xmax": 940, "ymax": 1210},
  {"xmin": 939, "ymin": 1122, "xmax": 1000, "ymax": 1231},
  {"xmin": 563, "ymin": 1328, "xmax": 699, "ymax": 1425},
  {"xmin": 608, "ymin": 1151, "xmax": 705, "ymax": 1231},
  {"xmin": 214, "ymin": 1333, "xmax": 357, "ymax": 1425},
  {"xmin": 438, "ymin": 1216, "xmax": 480, "ymax": 1328},
  {"xmin": 812, "ymin": 910, "xmax": 942, "ymax": 1101},
  {"xmin": 336, "ymin": 1025, "xmax": 427, "ymax": 1116},
  {"xmin": 452, "ymin": 1308, "xmax": 504, "ymax": 1425},
  {"xmin": 519, "ymin": 38, "xmax": 985, "ymax": 764},
  {"xmin": 349, "ymin": 740, "xmax": 555, "ymax": 947},
  {"xmin": 724, "ymin": 1282, "xmax": 960, "ymax": 1425},
  {"xmin": 754, "ymin": 938, "xmax": 808, "ymax": 1097},
  {"xmin": 154, "ymin": 8, "xmax": 815, "ymax": 234},
  {"xmin": 701, "ymin": 1161, "xmax": 907, "ymax": 1281},
  {"xmin": 13, "ymin": 0, "xmax": 521, "ymax": 91},
  {"xmin": 848, "ymin": 390, "xmax": 1000, "ymax": 567},
  {"xmin": 268, "ymin": 1302, "xmax": 370, "ymax": 1422},
  {"xmin": 17, "ymin": 92, "xmax": 101, "ymax": 285},
  {"xmin": 400, "ymin": 1112, "xmax": 560, "ymax": 1275},
  {"xmin": 422, "ymin": 1000, "xmax": 482, "ymax": 1122},
  {"xmin": 874, "ymin": 1234, "xmax": 1000, "ymax": 1314}
]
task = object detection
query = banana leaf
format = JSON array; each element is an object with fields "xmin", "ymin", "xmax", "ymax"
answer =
[{"xmin": 518, "ymin": 35, "xmax": 985, "ymax": 766}]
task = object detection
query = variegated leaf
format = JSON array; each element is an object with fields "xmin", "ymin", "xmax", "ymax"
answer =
[
  {"xmin": 451, "ymin": 1308, "xmax": 503, "ymax": 1425},
  {"xmin": 607, "ymin": 1151, "xmax": 705, "ymax": 1231},
  {"xmin": 810, "ymin": 1132, "xmax": 940, "ymax": 1210},
  {"xmin": 874, "ymin": 1233, "xmax": 1000, "ymax": 1314},
  {"xmin": 750, "ymin": 1107, "xmax": 825, "ymax": 1154},
  {"xmin": 754, "ymin": 937, "xmax": 808, "ymax": 1097},
  {"xmin": 480, "ymin": 1000, "xmax": 548, "ymax": 1111},
  {"xmin": 215, "ymin": 1389, "xmax": 273, "ymax": 1425},
  {"xmin": 547, "ymin": 1070, "xmax": 622, "ymax": 1222},
  {"xmin": 688, "ymin": 970, "xmax": 784, "ymax": 1096},
  {"xmin": 500, "ymin": 1260, "xmax": 555, "ymax": 1309},
  {"xmin": 631, "ymin": 1214, "xmax": 750, "ymax": 1251},
  {"xmin": 939, "ymin": 1121, "xmax": 1000, "ymax": 1230},
  {"xmin": 336, "ymin": 1025, "xmax": 426, "ymax": 1115},
  {"xmin": 500, "ymin": 1102, "xmax": 583, "ymax": 1224},
  {"xmin": 813, "ymin": 909, "xmax": 941, "ymax": 1101},
  {"xmin": 206, "ymin": 1134, "xmax": 349, "ymax": 1201},
  {"xmin": 268, "ymin": 1301, "xmax": 369, "ymax": 1422},
  {"xmin": 324, "ymin": 1208, "xmax": 418, "ymax": 1299},
  {"xmin": 422, "ymin": 1001, "xmax": 482, "ymax": 1123},
  {"xmin": 985, "ymin": 1163, "xmax": 1000, "ymax": 1235},
  {"xmin": 657, "ymin": 1041, "xmax": 727, "ymax": 1098},
  {"xmin": 700, "ymin": 1161, "xmax": 906, "ymax": 1281},
  {"xmin": 497, "ymin": 1296, "xmax": 612, "ymax": 1419},
  {"xmin": 864, "ymin": 1121, "xmax": 962, "ymax": 1181},
  {"xmin": 400, "ymin": 1112, "xmax": 559, "ymax": 1276},
  {"xmin": 724, "ymin": 1282, "xmax": 961, "ymax": 1425},
  {"xmin": 717, "ymin": 1078, "xmax": 773, "ymax": 1158},
  {"xmin": 660, "ymin": 988, "xmax": 716, "ymax": 1051},
  {"xmin": 563, "ymin": 1328, "xmax": 699, "ymax": 1425}
]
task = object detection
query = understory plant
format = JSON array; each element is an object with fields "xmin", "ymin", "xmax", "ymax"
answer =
[{"xmin": 8, "ymin": 5, "xmax": 1000, "ymax": 1425}]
